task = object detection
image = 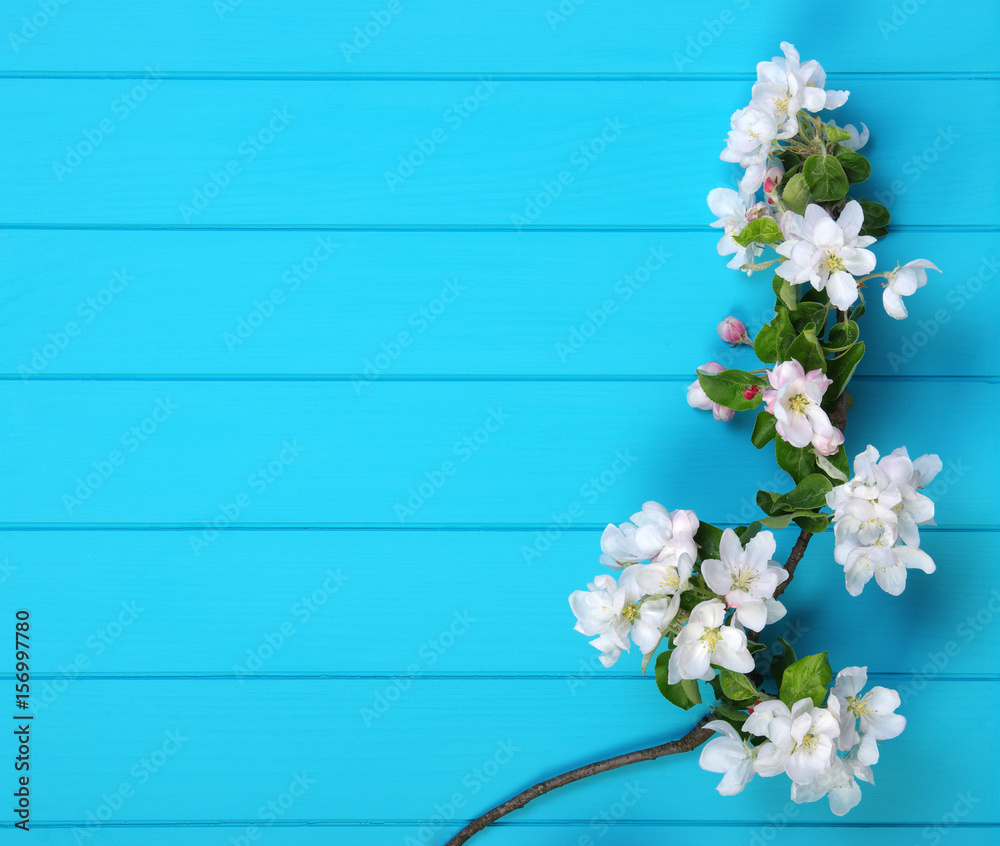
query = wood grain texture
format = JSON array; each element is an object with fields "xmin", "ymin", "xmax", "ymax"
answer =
[
  {"xmin": 0, "ymin": 380, "xmax": 991, "ymax": 526},
  {"xmin": 2, "ymin": 0, "xmax": 996, "ymax": 74},
  {"xmin": 6, "ymin": 679, "xmax": 996, "ymax": 826},
  {"xmin": 1, "ymin": 229, "xmax": 995, "ymax": 377},
  {"xmin": 0, "ymin": 528, "xmax": 995, "ymax": 677},
  {"xmin": 0, "ymin": 79, "xmax": 993, "ymax": 225}
]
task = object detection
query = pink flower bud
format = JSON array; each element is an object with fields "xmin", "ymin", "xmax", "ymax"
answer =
[
  {"xmin": 763, "ymin": 166, "xmax": 784, "ymax": 195},
  {"xmin": 717, "ymin": 316, "xmax": 749, "ymax": 346},
  {"xmin": 743, "ymin": 385, "xmax": 760, "ymax": 400}
]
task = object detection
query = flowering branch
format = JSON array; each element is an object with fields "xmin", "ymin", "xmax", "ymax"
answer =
[
  {"xmin": 444, "ymin": 718, "xmax": 713, "ymax": 846},
  {"xmin": 446, "ymin": 41, "xmax": 945, "ymax": 841}
]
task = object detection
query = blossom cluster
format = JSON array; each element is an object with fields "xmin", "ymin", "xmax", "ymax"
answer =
[
  {"xmin": 700, "ymin": 666, "xmax": 905, "ymax": 815},
  {"xmin": 827, "ymin": 445, "xmax": 941, "ymax": 596}
]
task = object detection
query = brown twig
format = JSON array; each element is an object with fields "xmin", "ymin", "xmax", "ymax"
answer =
[
  {"xmin": 444, "ymin": 717, "xmax": 713, "ymax": 846},
  {"xmin": 829, "ymin": 309, "xmax": 850, "ymax": 432},
  {"xmin": 773, "ymin": 528, "xmax": 812, "ymax": 599}
]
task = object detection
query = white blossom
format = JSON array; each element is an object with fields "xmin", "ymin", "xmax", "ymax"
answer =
[
  {"xmin": 708, "ymin": 188, "xmax": 773, "ymax": 271},
  {"xmin": 826, "ymin": 120, "xmax": 869, "ymax": 151},
  {"xmin": 829, "ymin": 666, "xmax": 906, "ymax": 761},
  {"xmin": 720, "ymin": 105, "xmax": 778, "ymax": 193},
  {"xmin": 762, "ymin": 360, "xmax": 844, "ymax": 455},
  {"xmin": 701, "ymin": 529, "xmax": 788, "ymax": 631},
  {"xmin": 776, "ymin": 201, "xmax": 877, "ymax": 310},
  {"xmin": 882, "ymin": 259, "xmax": 940, "ymax": 320},
  {"xmin": 745, "ymin": 697, "xmax": 841, "ymax": 785},
  {"xmin": 667, "ymin": 599, "xmax": 754, "ymax": 685},
  {"xmin": 790, "ymin": 751, "xmax": 872, "ymax": 816},
  {"xmin": 699, "ymin": 720, "xmax": 757, "ymax": 795}
]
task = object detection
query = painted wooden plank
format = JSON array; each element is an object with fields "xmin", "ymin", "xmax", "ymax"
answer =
[
  {"xmin": 9, "ymin": 824, "xmax": 997, "ymax": 846},
  {"xmin": 2, "ymin": 0, "xmax": 996, "ymax": 75},
  {"xmin": 8, "ymin": 679, "xmax": 996, "ymax": 825},
  {"xmin": 0, "ymin": 79, "xmax": 990, "ymax": 225},
  {"xmin": 0, "ymin": 229, "xmax": 994, "ymax": 378},
  {"xmin": 0, "ymin": 380, "xmax": 990, "ymax": 526},
  {"xmin": 0, "ymin": 528, "xmax": 993, "ymax": 679}
]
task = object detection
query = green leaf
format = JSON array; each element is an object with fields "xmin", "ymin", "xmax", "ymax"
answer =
[
  {"xmin": 775, "ymin": 439, "xmax": 816, "ymax": 484},
  {"xmin": 770, "ymin": 637, "xmax": 797, "ymax": 690},
  {"xmin": 746, "ymin": 640, "xmax": 768, "ymax": 655},
  {"xmin": 826, "ymin": 341, "xmax": 865, "ymax": 399},
  {"xmin": 734, "ymin": 217, "xmax": 782, "ymax": 247},
  {"xmin": 790, "ymin": 302, "xmax": 829, "ymax": 334},
  {"xmin": 698, "ymin": 368, "xmax": 766, "ymax": 412},
  {"xmin": 694, "ymin": 522, "xmax": 724, "ymax": 561},
  {"xmin": 779, "ymin": 652, "xmax": 833, "ymax": 708},
  {"xmin": 863, "ymin": 226, "xmax": 889, "ymax": 239},
  {"xmin": 859, "ymin": 200, "xmax": 890, "ymax": 229},
  {"xmin": 794, "ymin": 513, "xmax": 831, "ymax": 534},
  {"xmin": 720, "ymin": 669, "xmax": 760, "ymax": 702},
  {"xmin": 825, "ymin": 124, "xmax": 852, "ymax": 143},
  {"xmin": 756, "ymin": 489, "xmax": 782, "ymax": 516},
  {"xmin": 772, "ymin": 275, "xmax": 798, "ymax": 312},
  {"xmin": 802, "ymin": 155, "xmax": 849, "ymax": 202},
  {"xmin": 828, "ymin": 320, "xmax": 860, "ymax": 349},
  {"xmin": 835, "ymin": 150, "xmax": 871, "ymax": 184},
  {"xmin": 773, "ymin": 308, "xmax": 796, "ymax": 361},
  {"xmin": 760, "ymin": 513, "xmax": 795, "ymax": 529},
  {"xmin": 655, "ymin": 651, "xmax": 702, "ymax": 710},
  {"xmin": 753, "ymin": 323, "xmax": 778, "ymax": 364},
  {"xmin": 787, "ymin": 323, "xmax": 827, "ymax": 373},
  {"xmin": 781, "ymin": 172, "xmax": 812, "ymax": 215},
  {"xmin": 751, "ymin": 410, "xmax": 777, "ymax": 449},
  {"xmin": 778, "ymin": 473, "xmax": 833, "ymax": 511},
  {"xmin": 737, "ymin": 521, "xmax": 764, "ymax": 545}
]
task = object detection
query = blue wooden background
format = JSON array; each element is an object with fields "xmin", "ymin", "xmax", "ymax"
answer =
[{"xmin": 0, "ymin": 2, "xmax": 997, "ymax": 843}]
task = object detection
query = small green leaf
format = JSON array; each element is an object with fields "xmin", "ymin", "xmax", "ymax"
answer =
[
  {"xmin": 825, "ymin": 124, "xmax": 852, "ymax": 143},
  {"xmin": 835, "ymin": 150, "xmax": 871, "ymax": 184},
  {"xmin": 813, "ymin": 450, "xmax": 848, "ymax": 482},
  {"xmin": 753, "ymin": 324, "xmax": 778, "ymax": 364},
  {"xmin": 737, "ymin": 521, "xmax": 763, "ymax": 545},
  {"xmin": 826, "ymin": 341, "xmax": 865, "ymax": 399},
  {"xmin": 794, "ymin": 513, "xmax": 831, "ymax": 534},
  {"xmin": 694, "ymin": 522, "xmax": 724, "ymax": 561},
  {"xmin": 733, "ymin": 217, "xmax": 782, "ymax": 247},
  {"xmin": 760, "ymin": 513, "xmax": 794, "ymax": 529},
  {"xmin": 770, "ymin": 637, "xmax": 797, "ymax": 690},
  {"xmin": 720, "ymin": 669, "xmax": 761, "ymax": 701},
  {"xmin": 781, "ymin": 173, "xmax": 813, "ymax": 215},
  {"xmin": 787, "ymin": 322, "xmax": 827, "ymax": 373},
  {"xmin": 751, "ymin": 410, "xmax": 777, "ymax": 450},
  {"xmin": 859, "ymin": 201, "xmax": 890, "ymax": 229},
  {"xmin": 802, "ymin": 155, "xmax": 849, "ymax": 202},
  {"xmin": 775, "ymin": 439, "xmax": 816, "ymax": 484},
  {"xmin": 698, "ymin": 368, "xmax": 767, "ymax": 412},
  {"xmin": 779, "ymin": 652, "xmax": 833, "ymax": 708},
  {"xmin": 790, "ymin": 302, "xmax": 829, "ymax": 334},
  {"xmin": 773, "ymin": 275, "xmax": 798, "ymax": 312},
  {"xmin": 828, "ymin": 320, "xmax": 860, "ymax": 349},
  {"xmin": 746, "ymin": 640, "xmax": 768, "ymax": 655},
  {"xmin": 756, "ymin": 489, "xmax": 782, "ymax": 516},
  {"xmin": 655, "ymin": 651, "xmax": 702, "ymax": 710},
  {"xmin": 777, "ymin": 473, "xmax": 834, "ymax": 511}
]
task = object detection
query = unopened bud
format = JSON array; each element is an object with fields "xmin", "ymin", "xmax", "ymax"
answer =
[
  {"xmin": 718, "ymin": 316, "xmax": 750, "ymax": 346},
  {"xmin": 743, "ymin": 384, "xmax": 761, "ymax": 400},
  {"xmin": 763, "ymin": 166, "xmax": 784, "ymax": 196}
]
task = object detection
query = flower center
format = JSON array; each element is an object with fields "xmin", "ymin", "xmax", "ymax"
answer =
[
  {"xmin": 731, "ymin": 564, "xmax": 756, "ymax": 592},
  {"xmin": 788, "ymin": 393, "xmax": 810, "ymax": 414},
  {"xmin": 822, "ymin": 252, "xmax": 846, "ymax": 274},
  {"xmin": 700, "ymin": 626, "xmax": 722, "ymax": 650},
  {"xmin": 621, "ymin": 600, "xmax": 641, "ymax": 623},
  {"xmin": 847, "ymin": 696, "xmax": 872, "ymax": 717},
  {"xmin": 775, "ymin": 94, "xmax": 789, "ymax": 113},
  {"xmin": 659, "ymin": 569, "xmax": 679, "ymax": 593}
]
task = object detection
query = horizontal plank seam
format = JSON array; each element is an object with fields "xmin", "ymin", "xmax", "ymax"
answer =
[
  {"xmin": 1, "ymin": 224, "xmax": 997, "ymax": 233},
  {"xmin": 5, "ymin": 820, "xmax": 998, "ymax": 829},
  {"xmin": 2, "ymin": 375, "xmax": 996, "ymax": 383},
  {"xmin": 0, "ymin": 524, "xmax": 992, "ymax": 532}
]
